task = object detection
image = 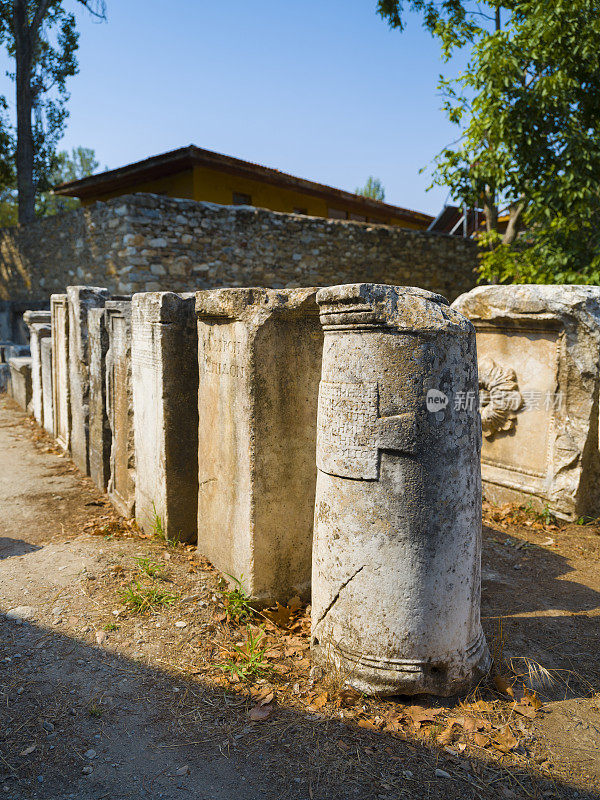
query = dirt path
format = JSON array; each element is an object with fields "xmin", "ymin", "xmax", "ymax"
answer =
[{"xmin": 1, "ymin": 395, "xmax": 599, "ymax": 800}]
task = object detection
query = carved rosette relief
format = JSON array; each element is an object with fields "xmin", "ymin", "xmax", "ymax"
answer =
[{"xmin": 478, "ymin": 355, "xmax": 523, "ymax": 439}]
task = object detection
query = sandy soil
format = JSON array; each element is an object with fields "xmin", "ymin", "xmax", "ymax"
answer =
[{"xmin": 1, "ymin": 394, "xmax": 599, "ymax": 800}]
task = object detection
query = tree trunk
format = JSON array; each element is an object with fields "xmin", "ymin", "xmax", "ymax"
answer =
[
  {"xmin": 14, "ymin": 0, "xmax": 36, "ymax": 225},
  {"xmin": 482, "ymin": 187, "xmax": 498, "ymax": 246},
  {"xmin": 502, "ymin": 200, "xmax": 526, "ymax": 246}
]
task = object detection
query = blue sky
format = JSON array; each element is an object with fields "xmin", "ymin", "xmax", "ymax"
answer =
[{"xmin": 1, "ymin": 1, "xmax": 465, "ymax": 215}]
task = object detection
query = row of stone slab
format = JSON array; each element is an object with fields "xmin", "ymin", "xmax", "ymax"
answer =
[
  {"xmin": 27, "ymin": 283, "xmax": 490, "ymax": 697},
  {"xmin": 17, "ymin": 281, "xmax": 600, "ymax": 696}
]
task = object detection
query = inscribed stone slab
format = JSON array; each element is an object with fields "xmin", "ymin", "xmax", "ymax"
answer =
[{"xmin": 195, "ymin": 287, "xmax": 322, "ymax": 605}]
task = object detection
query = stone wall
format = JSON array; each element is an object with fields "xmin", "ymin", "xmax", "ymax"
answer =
[{"xmin": 0, "ymin": 193, "xmax": 479, "ymax": 304}]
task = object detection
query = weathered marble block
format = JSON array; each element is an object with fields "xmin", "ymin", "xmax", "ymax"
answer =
[
  {"xmin": 132, "ymin": 292, "xmax": 198, "ymax": 542},
  {"xmin": 311, "ymin": 284, "xmax": 490, "ymax": 697},
  {"xmin": 23, "ymin": 311, "xmax": 51, "ymax": 425},
  {"xmin": 88, "ymin": 307, "xmax": 111, "ymax": 490},
  {"xmin": 51, "ymin": 294, "xmax": 70, "ymax": 451},
  {"xmin": 40, "ymin": 338, "xmax": 54, "ymax": 435},
  {"xmin": 8, "ymin": 357, "xmax": 33, "ymax": 410},
  {"xmin": 195, "ymin": 287, "xmax": 323, "ymax": 604},
  {"xmin": 453, "ymin": 284, "xmax": 600, "ymax": 520},
  {"xmin": 67, "ymin": 286, "xmax": 111, "ymax": 475},
  {"xmin": 106, "ymin": 301, "xmax": 135, "ymax": 517}
]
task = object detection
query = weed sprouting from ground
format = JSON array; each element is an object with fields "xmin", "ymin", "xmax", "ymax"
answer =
[
  {"xmin": 150, "ymin": 503, "xmax": 165, "ymax": 541},
  {"xmin": 134, "ymin": 556, "xmax": 164, "ymax": 579},
  {"xmin": 523, "ymin": 500, "xmax": 557, "ymax": 526},
  {"xmin": 219, "ymin": 574, "xmax": 254, "ymax": 622},
  {"xmin": 88, "ymin": 702, "xmax": 103, "ymax": 718},
  {"xmin": 220, "ymin": 625, "xmax": 271, "ymax": 681},
  {"xmin": 103, "ymin": 622, "xmax": 118, "ymax": 632},
  {"xmin": 120, "ymin": 581, "xmax": 177, "ymax": 613},
  {"xmin": 150, "ymin": 503, "xmax": 180, "ymax": 546}
]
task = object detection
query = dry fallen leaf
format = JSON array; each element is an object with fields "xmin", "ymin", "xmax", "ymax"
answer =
[
  {"xmin": 472, "ymin": 731, "xmax": 490, "ymax": 748},
  {"xmin": 249, "ymin": 702, "xmax": 274, "ymax": 721},
  {"xmin": 358, "ymin": 718, "xmax": 380, "ymax": 731},
  {"xmin": 464, "ymin": 699, "xmax": 495, "ymax": 714},
  {"xmin": 436, "ymin": 723, "xmax": 456, "ymax": 745},
  {"xmin": 310, "ymin": 692, "xmax": 328, "ymax": 710},
  {"xmin": 511, "ymin": 702, "xmax": 536, "ymax": 719},
  {"xmin": 493, "ymin": 674, "xmax": 515, "ymax": 698},
  {"xmin": 338, "ymin": 688, "xmax": 361, "ymax": 707},
  {"xmin": 287, "ymin": 595, "xmax": 303, "ymax": 612},
  {"xmin": 492, "ymin": 725, "xmax": 518, "ymax": 753},
  {"xmin": 263, "ymin": 602, "xmax": 293, "ymax": 629},
  {"xmin": 520, "ymin": 688, "xmax": 542, "ymax": 710},
  {"xmin": 404, "ymin": 706, "xmax": 443, "ymax": 729},
  {"xmin": 19, "ymin": 744, "xmax": 36, "ymax": 756}
]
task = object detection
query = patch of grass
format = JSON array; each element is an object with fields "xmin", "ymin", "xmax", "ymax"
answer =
[
  {"xmin": 103, "ymin": 622, "xmax": 118, "ymax": 632},
  {"xmin": 220, "ymin": 625, "xmax": 271, "ymax": 681},
  {"xmin": 134, "ymin": 556, "xmax": 164, "ymax": 579},
  {"xmin": 219, "ymin": 574, "xmax": 254, "ymax": 622},
  {"xmin": 523, "ymin": 500, "xmax": 557, "ymax": 526},
  {"xmin": 88, "ymin": 703, "xmax": 102, "ymax": 718},
  {"xmin": 150, "ymin": 503, "xmax": 180, "ymax": 547},
  {"xmin": 120, "ymin": 581, "xmax": 177, "ymax": 614},
  {"xmin": 150, "ymin": 503, "xmax": 165, "ymax": 539}
]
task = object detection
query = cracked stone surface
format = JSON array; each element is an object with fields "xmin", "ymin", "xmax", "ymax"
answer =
[{"xmin": 311, "ymin": 283, "xmax": 490, "ymax": 697}]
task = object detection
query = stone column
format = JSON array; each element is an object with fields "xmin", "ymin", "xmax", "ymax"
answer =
[
  {"xmin": 452, "ymin": 285, "xmax": 600, "ymax": 520},
  {"xmin": 23, "ymin": 310, "xmax": 51, "ymax": 425},
  {"xmin": 88, "ymin": 307, "xmax": 111, "ymax": 490},
  {"xmin": 66, "ymin": 286, "xmax": 111, "ymax": 474},
  {"xmin": 40, "ymin": 338, "xmax": 54, "ymax": 435},
  {"xmin": 311, "ymin": 284, "xmax": 490, "ymax": 697},
  {"xmin": 106, "ymin": 300, "xmax": 135, "ymax": 517},
  {"xmin": 195, "ymin": 287, "xmax": 323, "ymax": 605},
  {"xmin": 51, "ymin": 294, "xmax": 70, "ymax": 452},
  {"xmin": 132, "ymin": 292, "xmax": 199, "ymax": 543},
  {"xmin": 8, "ymin": 357, "xmax": 33, "ymax": 410}
]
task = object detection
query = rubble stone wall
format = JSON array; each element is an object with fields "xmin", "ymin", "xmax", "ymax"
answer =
[{"xmin": 0, "ymin": 193, "xmax": 479, "ymax": 304}]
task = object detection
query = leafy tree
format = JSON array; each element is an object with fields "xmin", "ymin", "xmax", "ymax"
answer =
[
  {"xmin": 378, "ymin": 0, "xmax": 600, "ymax": 283},
  {"xmin": 0, "ymin": 144, "xmax": 99, "ymax": 224},
  {"xmin": 0, "ymin": 0, "xmax": 106, "ymax": 225},
  {"xmin": 37, "ymin": 144, "xmax": 99, "ymax": 214},
  {"xmin": 355, "ymin": 176, "xmax": 386, "ymax": 201}
]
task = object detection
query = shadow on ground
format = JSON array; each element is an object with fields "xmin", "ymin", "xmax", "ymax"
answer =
[
  {"xmin": 0, "ymin": 538, "xmax": 41, "ymax": 560},
  {"xmin": 481, "ymin": 525, "xmax": 600, "ymax": 699},
  {"xmin": 0, "ymin": 613, "xmax": 597, "ymax": 800}
]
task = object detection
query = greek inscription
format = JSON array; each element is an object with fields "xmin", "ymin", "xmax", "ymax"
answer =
[
  {"xmin": 132, "ymin": 324, "xmax": 158, "ymax": 369},
  {"xmin": 317, "ymin": 381, "xmax": 379, "ymax": 479},
  {"xmin": 202, "ymin": 356, "xmax": 245, "ymax": 379}
]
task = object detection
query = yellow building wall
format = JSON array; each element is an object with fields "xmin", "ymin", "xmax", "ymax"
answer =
[
  {"xmin": 80, "ymin": 170, "xmax": 195, "ymax": 205},
  {"xmin": 81, "ymin": 165, "xmax": 425, "ymax": 229}
]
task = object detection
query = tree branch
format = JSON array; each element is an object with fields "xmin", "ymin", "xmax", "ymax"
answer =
[
  {"xmin": 75, "ymin": 0, "xmax": 106, "ymax": 20},
  {"xmin": 29, "ymin": 0, "xmax": 52, "ymax": 36}
]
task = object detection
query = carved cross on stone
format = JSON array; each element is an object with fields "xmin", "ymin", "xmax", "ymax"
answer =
[{"xmin": 316, "ymin": 380, "xmax": 418, "ymax": 480}]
